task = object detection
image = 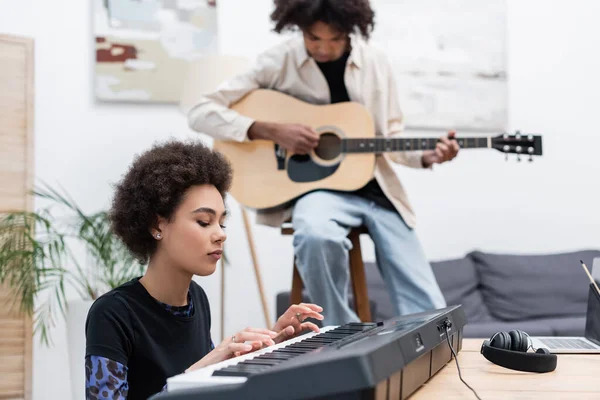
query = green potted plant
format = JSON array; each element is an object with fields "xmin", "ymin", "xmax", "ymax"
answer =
[{"xmin": 0, "ymin": 182, "xmax": 145, "ymax": 397}]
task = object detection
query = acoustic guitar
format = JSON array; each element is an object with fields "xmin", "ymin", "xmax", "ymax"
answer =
[{"xmin": 213, "ymin": 89, "xmax": 543, "ymax": 210}]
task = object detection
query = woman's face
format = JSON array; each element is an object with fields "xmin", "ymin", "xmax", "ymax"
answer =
[{"xmin": 155, "ymin": 184, "xmax": 227, "ymax": 276}]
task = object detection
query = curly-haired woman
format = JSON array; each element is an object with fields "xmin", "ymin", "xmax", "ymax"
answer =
[
  {"xmin": 189, "ymin": 0, "xmax": 458, "ymax": 330},
  {"xmin": 84, "ymin": 140, "xmax": 323, "ymax": 400}
]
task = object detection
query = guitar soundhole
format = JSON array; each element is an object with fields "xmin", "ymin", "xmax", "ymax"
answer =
[{"xmin": 314, "ymin": 133, "xmax": 341, "ymax": 161}]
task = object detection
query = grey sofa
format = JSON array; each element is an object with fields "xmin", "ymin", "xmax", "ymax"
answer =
[{"xmin": 276, "ymin": 250, "xmax": 600, "ymax": 338}]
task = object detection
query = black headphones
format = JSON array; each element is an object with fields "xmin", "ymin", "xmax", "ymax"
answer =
[{"xmin": 480, "ymin": 329, "xmax": 557, "ymax": 373}]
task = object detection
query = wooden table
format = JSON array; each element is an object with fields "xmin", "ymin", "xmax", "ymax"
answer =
[{"xmin": 409, "ymin": 339, "xmax": 600, "ymax": 399}]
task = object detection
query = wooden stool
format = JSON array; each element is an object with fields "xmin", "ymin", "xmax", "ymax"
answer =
[{"xmin": 281, "ymin": 222, "xmax": 372, "ymax": 322}]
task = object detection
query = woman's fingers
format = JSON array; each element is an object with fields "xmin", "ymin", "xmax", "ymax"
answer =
[
  {"xmin": 298, "ymin": 303, "xmax": 323, "ymax": 312},
  {"xmin": 271, "ymin": 303, "xmax": 325, "ymax": 340},
  {"xmin": 231, "ymin": 327, "xmax": 278, "ymax": 347},
  {"xmin": 228, "ymin": 343, "xmax": 253, "ymax": 354},
  {"xmin": 234, "ymin": 332, "xmax": 275, "ymax": 346},
  {"xmin": 286, "ymin": 305, "xmax": 324, "ymax": 321},
  {"xmin": 241, "ymin": 327, "xmax": 278, "ymax": 337},
  {"xmin": 273, "ymin": 325, "xmax": 298, "ymax": 344},
  {"xmin": 300, "ymin": 322, "xmax": 320, "ymax": 333},
  {"xmin": 293, "ymin": 304, "xmax": 324, "ymax": 316},
  {"xmin": 230, "ymin": 340, "xmax": 265, "ymax": 357},
  {"xmin": 273, "ymin": 322, "xmax": 321, "ymax": 344}
]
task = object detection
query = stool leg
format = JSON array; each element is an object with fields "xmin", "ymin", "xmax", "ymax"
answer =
[
  {"xmin": 349, "ymin": 232, "xmax": 372, "ymax": 322},
  {"xmin": 291, "ymin": 259, "xmax": 304, "ymax": 306}
]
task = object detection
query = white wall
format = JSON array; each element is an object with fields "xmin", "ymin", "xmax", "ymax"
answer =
[
  {"xmin": 397, "ymin": 1, "xmax": 600, "ymax": 261},
  {"xmin": 1, "ymin": 0, "xmax": 599, "ymax": 399}
]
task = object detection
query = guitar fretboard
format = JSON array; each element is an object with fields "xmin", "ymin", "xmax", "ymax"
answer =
[{"xmin": 341, "ymin": 137, "xmax": 490, "ymax": 153}]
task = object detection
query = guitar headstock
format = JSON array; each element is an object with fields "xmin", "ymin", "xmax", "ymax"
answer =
[{"xmin": 491, "ymin": 131, "xmax": 543, "ymax": 161}]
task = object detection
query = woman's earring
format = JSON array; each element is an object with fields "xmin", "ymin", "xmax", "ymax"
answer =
[{"xmin": 155, "ymin": 233, "xmax": 162, "ymax": 239}]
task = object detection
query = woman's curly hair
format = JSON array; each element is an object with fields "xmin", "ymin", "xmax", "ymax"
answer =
[
  {"xmin": 110, "ymin": 140, "xmax": 232, "ymax": 264},
  {"xmin": 270, "ymin": 0, "xmax": 375, "ymax": 39}
]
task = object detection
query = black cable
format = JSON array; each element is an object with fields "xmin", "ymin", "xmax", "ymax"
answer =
[{"xmin": 444, "ymin": 324, "xmax": 482, "ymax": 400}]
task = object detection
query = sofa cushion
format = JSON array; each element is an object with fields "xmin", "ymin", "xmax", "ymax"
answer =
[
  {"xmin": 365, "ymin": 262, "xmax": 394, "ymax": 320},
  {"xmin": 471, "ymin": 250, "xmax": 600, "ymax": 321},
  {"xmin": 365, "ymin": 258, "xmax": 493, "ymax": 323},
  {"xmin": 464, "ymin": 318, "xmax": 552, "ymax": 338},
  {"xmin": 463, "ymin": 316, "xmax": 586, "ymax": 338},
  {"xmin": 430, "ymin": 257, "xmax": 493, "ymax": 322}
]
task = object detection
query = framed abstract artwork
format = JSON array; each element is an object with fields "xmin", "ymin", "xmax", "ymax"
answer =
[
  {"xmin": 94, "ymin": 0, "xmax": 218, "ymax": 103},
  {"xmin": 371, "ymin": 0, "xmax": 507, "ymax": 131}
]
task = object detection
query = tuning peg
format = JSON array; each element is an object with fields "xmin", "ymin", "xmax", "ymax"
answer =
[
  {"xmin": 505, "ymin": 153, "xmax": 508, "ymax": 161},
  {"xmin": 517, "ymin": 155, "xmax": 522, "ymax": 162},
  {"xmin": 528, "ymin": 155, "xmax": 534, "ymax": 162},
  {"xmin": 515, "ymin": 130, "xmax": 521, "ymax": 140}
]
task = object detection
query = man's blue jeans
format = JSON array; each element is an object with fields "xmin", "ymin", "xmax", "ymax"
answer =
[{"xmin": 292, "ymin": 190, "xmax": 446, "ymax": 326}]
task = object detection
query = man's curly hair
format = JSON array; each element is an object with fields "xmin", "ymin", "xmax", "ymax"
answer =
[
  {"xmin": 270, "ymin": 0, "xmax": 375, "ymax": 40},
  {"xmin": 110, "ymin": 140, "xmax": 232, "ymax": 264}
]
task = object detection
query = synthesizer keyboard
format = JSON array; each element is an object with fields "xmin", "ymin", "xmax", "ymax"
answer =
[{"xmin": 152, "ymin": 305, "xmax": 466, "ymax": 400}]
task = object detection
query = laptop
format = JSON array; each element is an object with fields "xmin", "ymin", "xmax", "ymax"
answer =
[{"xmin": 529, "ymin": 257, "xmax": 600, "ymax": 354}]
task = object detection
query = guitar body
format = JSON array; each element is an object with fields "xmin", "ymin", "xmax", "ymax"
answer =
[{"xmin": 214, "ymin": 89, "xmax": 376, "ymax": 210}]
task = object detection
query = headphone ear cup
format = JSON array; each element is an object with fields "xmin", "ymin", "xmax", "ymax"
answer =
[
  {"xmin": 509, "ymin": 330, "xmax": 529, "ymax": 352},
  {"xmin": 490, "ymin": 331, "xmax": 511, "ymax": 350},
  {"xmin": 536, "ymin": 348, "xmax": 551, "ymax": 355}
]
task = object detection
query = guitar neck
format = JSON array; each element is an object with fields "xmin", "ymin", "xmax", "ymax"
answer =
[{"xmin": 341, "ymin": 136, "xmax": 490, "ymax": 153}]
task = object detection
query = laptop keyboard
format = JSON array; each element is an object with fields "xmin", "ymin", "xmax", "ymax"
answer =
[{"xmin": 539, "ymin": 338, "xmax": 598, "ymax": 349}]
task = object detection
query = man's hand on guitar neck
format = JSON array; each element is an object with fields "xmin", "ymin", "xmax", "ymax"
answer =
[
  {"xmin": 421, "ymin": 130, "xmax": 460, "ymax": 168},
  {"xmin": 248, "ymin": 121, "xmax": 320, "ymax": 154}
]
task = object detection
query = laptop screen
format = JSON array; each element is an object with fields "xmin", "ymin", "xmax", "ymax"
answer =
[
  {"xmin": 592, "ymin": 258, "xmax": 600, "ymax": 283},
  {"xmin": 585, "ymin": 280, "xmax": 600, "ymax": 346}
]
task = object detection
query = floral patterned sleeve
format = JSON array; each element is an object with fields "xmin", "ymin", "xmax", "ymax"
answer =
[
  {"xmin": 85, "ymin": 356, "xmax": 129, "ymax": 399},
  {"xmin": 85, "ymin": 291, "xmax": 196, "ymax": 399}
]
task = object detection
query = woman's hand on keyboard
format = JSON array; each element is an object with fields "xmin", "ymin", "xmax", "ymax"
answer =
[
  {"xmin": 272, "ymin": 303, "xmax": 324, "ymax": 343},
  {"xmin": 186, "ymin": 328, "xmax": 278, "ymax": 371}
]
